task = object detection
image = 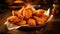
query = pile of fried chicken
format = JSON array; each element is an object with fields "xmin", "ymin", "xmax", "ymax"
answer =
[{"xmin": 7, "ymin": 5, "xmax": 48, "ymax": 26}]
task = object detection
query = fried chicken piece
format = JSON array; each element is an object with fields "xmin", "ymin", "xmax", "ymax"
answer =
[
  {"xmin": 35, "ymin": 9, "xmax": 45, "ymax": 16},
  {"xmin": 41, "ymin": 14, "xmax": 48, "ymax": 21},
  {"xmin": 12, "ymin": 7, "xmax": 25, "ymax": 19},
  {"xmin": 12, "ymin": 10, "xmax": 24, "ymax": 19},
  {"xmin": 17, "ymin": 11, "xmax": 24, "ymax": 19},
  {"xmin": 7, "ymin": 16, "xmax": 20, "ymax": 24},
  {"xmin": 23, "ymin": 8, "xmax": 33, "ymax": 19},
  {"xmin": 33, "ymin": 15, "xmax": 48, "ymax": 25},
  {"xmin": 18, "ymin": 20, "xmax": 26, "ymax": 26},
  {"xmin": 28, "ymin": 19, "xmax": 36, "ymax": 26},
  {"xmin": 33, "ymin": 16, "xmax": 44, "ymax": 25},
  {"xmin": 23, "ymin": 5, "xmax": 36, "ymax": 19}
]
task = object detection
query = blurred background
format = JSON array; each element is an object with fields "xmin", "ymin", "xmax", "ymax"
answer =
[{"xmin": 0, "ymin": 0, "xmax": 60, "ymax": 34}]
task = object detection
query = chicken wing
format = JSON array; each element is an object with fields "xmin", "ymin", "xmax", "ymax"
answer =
[
  {"xmin": 33, "ymin": 15, "xmax": 48, "ymax": 25},
  {"xmin": 7, "ymin": 16, "xmax": 20, "ymax": 24},
  {"xmin": 12, "ymin": 11, "xmax": 24, "ymax": 19},
  {"xmin": 18, "ymin": 20, "xmax": 26, "ymax": 26},
  {"xmin": 12, "ymin": 6, "xmax": 25, "ymax": 19},
  {"xmin": 23, "ymin": 8, "xmax": 33, "ymax": 19},
  {"xmin": 34, "ymin": 9, "xmax": 45, "ymax": 17},
  {"xmin": 28, "ymin": 19, "xmax": 36, "ymax": 26}
]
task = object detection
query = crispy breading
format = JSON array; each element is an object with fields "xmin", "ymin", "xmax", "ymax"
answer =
[
  {"xmin": 17, "ymin": 11, "xmax": 24, "ymax": 19},
  {"xmin": 33, "ymin": 15, "xmax": 48, "ymax": 25},
  {"xmin": 34, "ymin": 9, "xmax": 45, "ymax": 16},
  {"xmin": 23, "ymin": 8, "xmax": 33, "ymax": 19},
  {"xmin": 7, "ymin": 5, "xmax": 49, "ymax": 26},
  {"xmin": 18, "ymin": 20, "xmax": 26, "ymax": 26},
  {"xmin": 28, "ymin": 19, "xmax": 36, "ymax": 26},
  {"xmin": 12, "ymin": 10, "xmax": 24, "ymax": 19},
  {"xmin": 7, "ymin": 16, "xmax": 20, "ymax": 24}
]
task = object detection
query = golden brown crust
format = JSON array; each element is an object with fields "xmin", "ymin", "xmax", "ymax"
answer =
[
  {"xmin": 33, "ymin": 15, "xmax": 48, "ymax": 25},
  {"xmin": 18, "ymin": 20, "xmax": 26, "ymax": 26},
  {"xmin": 28, "ymin": 19, "xmax": 36, "ymax": 26},
  {"xmin": 17, "ymin": 11, "xmax": 24, "ymax": 19},
  {"xmin": 23, "ymin": 8, "xmax": 33, "ymax": 19},
  {"xmin": 7, "ymin": 16, "xmax": 20, "ymax": 24},
  {"xmin": 34, "ymin": 9, "xmax": 45, "ymax": 17}
]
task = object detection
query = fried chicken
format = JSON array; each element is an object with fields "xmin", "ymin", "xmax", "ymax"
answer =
[
  {"xmin": 28, "ymin": 19, "xmax": 36, "ymax": 26},
  {"xmin": 7, "ymin": 5, "xmax": 49, "ymax": 26},
  {"xmin": 33, "ymin": 15, "xmax": 48, "ymax": 25},
  {"xmin": 34, "ymin": 9, "xmax": 45, "ymax": 17},
  {"xmin": 12, "ymin": 10, "xmax": 24, "ymax": 19},
  {"xmin": 22, "ymin": 4, "xmax": 36, "ymax": 19},
  {"xmin": 23, "ymin": 8, "xmax": 33, "ymax": 19},
  {"xmin": 7, "ymin": 16, "xmax": 20, "ymax": 24},
  {"xmin": 18, "ymin": 20, "xmax": 26, "ymax": 26},
  {"xmin": 17, "ymin": 12, "xmax": 24, "ymax": 19}
]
